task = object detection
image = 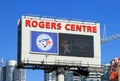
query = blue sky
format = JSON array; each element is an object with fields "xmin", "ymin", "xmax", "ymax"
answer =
[{"xmin": 0, "ymin": 0, "xmax": 120, "ymax": 81}]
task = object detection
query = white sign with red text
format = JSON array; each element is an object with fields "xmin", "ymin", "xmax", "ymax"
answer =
[{"xmin": 18, "ymin": 16, "xmax": 101, "ymax": 67}]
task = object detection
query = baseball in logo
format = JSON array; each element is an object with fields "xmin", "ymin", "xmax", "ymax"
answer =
[{"xmin": 36, "ymin": 34, "xmax": 53, "ymax": 51}]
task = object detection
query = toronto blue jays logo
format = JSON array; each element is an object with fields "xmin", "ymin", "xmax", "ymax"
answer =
[{"xmin": 36, "ymin": 34, "xmax": 53, "ymax": 51}]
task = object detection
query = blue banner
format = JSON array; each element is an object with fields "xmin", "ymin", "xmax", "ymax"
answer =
[{"xmin": 31, "ymin": 31, "xmax": 58, "ymax": 54}]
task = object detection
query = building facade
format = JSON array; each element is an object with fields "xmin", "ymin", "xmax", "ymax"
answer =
[
  {"xmin": 101, "ymin": 64, "xmax": 110, "ymax": 81},
  {"xmin": 6, "ymin": 60, "xmax": 16, "ymax": 81},
  {"xmin": 45, "ymin": 71, "xmax": 103, "ymax": 81},
  {"xmin": 45, "ymin": 66, "xmax": 105, "ymax": 81},
  {"xmin": 44, "ymin": 66, "xmax": 109, "ymax": 81},
  {"xmin": 0, "ymin": 60, "xmax": 26, "ymax": 81},
  {"xmin": 0, "ymin": 66, "xmax": 3, "ymax": 81}
]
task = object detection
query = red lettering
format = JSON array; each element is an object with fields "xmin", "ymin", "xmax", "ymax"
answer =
[
  {"xmin": 51, "ymin": 22, "xmax": 56, "ymax": 29},
  {"xmin": 32, "ymin": 20, "xmax": 38, "ymax": 28},
  {"xmin": 65, "ymin": 24, "xmax": 70, "ymax": 30},
  {"xmin": 82, "ymin": 25, "xmax": 86, "ymax": 32},
  {"xmin": 57, "ymin": 23, "xmax": 61, "ymax": 30},
  {"xmin": 87, "ymin": 26, "xmax": 92, "ymax": 32},
  {"xmin": 39, "ymin": 21, "xmax": 44, "ymax": 28},
  {"xmin": 25, "ymin": 19, "xmax": 97, "ymax": 33},
  {"xmin": 71, "ymin": 24, "xmax": 75, "ymax": 31},
  {"xmin": 93, "ymin": 26, "xmax": 97, "ymax": 33},
  {"xmin": 25, "ymin": 20, "xmax": 31, "ymax": 27},
  {"xmin": 76, "ymin": 25, "xmax": 82, "ymax": 31},
  {"xmin": 46, "ymin": 22, "xmax": 50, "ymax": 29}
]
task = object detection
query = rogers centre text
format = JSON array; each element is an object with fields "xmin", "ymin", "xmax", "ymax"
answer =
[{"xmin": 25, "ymin": 19, "xmax": 97, "ymax": 33}]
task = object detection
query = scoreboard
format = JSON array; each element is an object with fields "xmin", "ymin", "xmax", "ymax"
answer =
[{"xmin": 59, "ymin": 33, "xmax": 94, "ymax": 57}]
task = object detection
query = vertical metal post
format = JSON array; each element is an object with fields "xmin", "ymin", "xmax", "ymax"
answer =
[
  {"xmin": 56, "ymin": 67, "xmax": 64, "ymax": 81},
  {"xmin": 44, "ymin": 70, "xmax": 48, "ymax": 81}
]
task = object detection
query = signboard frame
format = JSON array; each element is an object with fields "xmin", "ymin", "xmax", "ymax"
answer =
[{"xmin": 17, "ymin": 15, "xmax": 101, "ymax": 68}]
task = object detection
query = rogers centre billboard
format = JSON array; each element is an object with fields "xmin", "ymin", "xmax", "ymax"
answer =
[{"xmin": 17, "ymin": 16, "xmax": 101, "ymax": 67}]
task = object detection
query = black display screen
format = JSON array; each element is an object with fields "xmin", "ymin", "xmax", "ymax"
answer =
[{"xmin": 59, "ymin": 33, "xmax": 94, "ymax": 57}]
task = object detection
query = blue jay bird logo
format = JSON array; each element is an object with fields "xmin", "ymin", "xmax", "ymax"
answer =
[
  {"xmin": 36, "ymin": 34, "xmax": 53, "ymax": 51},
  {"xmin": 38, "ymin": 38, "xmax": 52, "ymax": 48}
]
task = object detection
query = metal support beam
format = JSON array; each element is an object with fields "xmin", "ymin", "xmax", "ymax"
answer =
[{"xmin": 56, "ymin": 67, "xmax": 64, "ymax": 81}]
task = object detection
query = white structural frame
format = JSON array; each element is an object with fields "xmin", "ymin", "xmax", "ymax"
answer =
[{"xmin": 17, "ymin": 15, "xmax": 101, "ymax": 68}]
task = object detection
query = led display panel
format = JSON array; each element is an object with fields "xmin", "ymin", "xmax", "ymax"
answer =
[{"xmin": 59, "ymin": 33, "xmax": 94, "ymax": 57}]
